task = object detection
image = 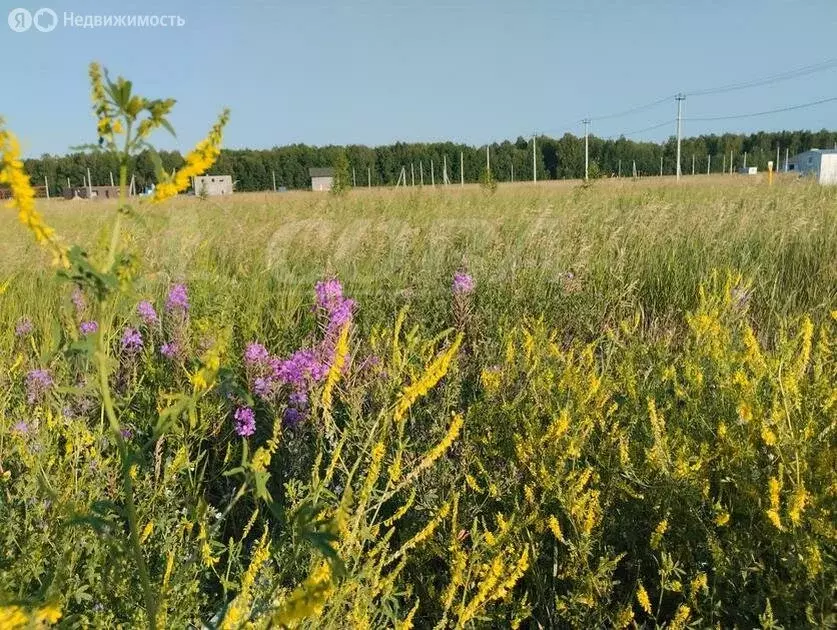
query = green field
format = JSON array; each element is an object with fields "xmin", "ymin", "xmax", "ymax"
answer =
[{"xmin": 1, "ymin": 177, "xmax": 835, "ymax": 628}]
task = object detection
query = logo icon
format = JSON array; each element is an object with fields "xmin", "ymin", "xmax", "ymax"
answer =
[
  {"xmin": 8, "ymin": 7, "xmax": 32, "ymax": 32},
  {"xmin": 33, "ymin": 7, "xmax": 57, "ymax": 32}
]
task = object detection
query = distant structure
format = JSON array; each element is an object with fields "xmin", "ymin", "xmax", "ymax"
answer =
[
  {"xmin": 1, "ymin": 185, "xmax": 48, "ymax": 199},
  {"xmin": 787, "ymin": 149, "xmax": 837, "ymax": 185},
  {"xmin": 193, "ymin": 175, "xmax": 233, "ymax": 196},
  {"xmin": 64, "ymin": 185, "xmax": 121, "ymax": 200},
  {"xmin": 738, "ymin": 166, "xmax": 758, "ymax": 175},
  {"xmin": 309, "ymin": 167, "xmax": 335, "ymax": 192}
]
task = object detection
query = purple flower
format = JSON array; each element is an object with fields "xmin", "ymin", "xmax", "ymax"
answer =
[
  {"xmin": 284, "ymin": 406, "xmax": 304, "ymax": 426},
  {"xmin": 452, "ymin": 272, "xmax": 475, "ymax": 296},
  {"xmin": 121, "ymin": 327, "xmax": 143, "ymax": 354},
  {"xmin": 314, "ymin": 278, "xmax": 344, "ymax": 310},
  {"xmin": 160, "ymin": 341, "xmax": 180, "ymax": 359},
  {"xmin": 166, "ymin": 284, "xmax": 189, "ymax": 314},
  {"xmin": 71, "ymin": 287, "xmax": 86, "ymax": 314},
  {"xmin": 12, "ymin": 420, "xmax": 30, "ymax": 434},
  {"xmin": 137, "ymin": 301, "xmax": 158, "ymax": 325},
  {"xmin": 244, "ymin": 342, "xmax": 270, "ymax": 366},
  {"xmin": 79, "ymin": 321, "xmax": 99, "ymax": 336},
  {"xmin": 25, "ymin": 369, "xmax": 53, "ymax": 404},
  {"xmin": 233, "ymin": 407, "xmax": 256, "ymax": 437},
  {"xmin": 120, "ymin": 427, "xmax": 133, "ymax": 440},
  {"xmin": 15, "ymin": 318, "xmax": 33, "ymax": 337}
]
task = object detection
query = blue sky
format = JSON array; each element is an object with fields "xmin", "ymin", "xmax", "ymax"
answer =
[{"xmin": 1, "ymin": 0, "xmax": 836, "ymax": 157}]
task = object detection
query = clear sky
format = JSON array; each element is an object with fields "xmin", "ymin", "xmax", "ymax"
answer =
[{"xmin": 2, "ymin": 0, "xmax": 836, "ymax": 157}]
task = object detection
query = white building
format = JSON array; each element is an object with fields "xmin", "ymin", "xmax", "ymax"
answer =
[
  {"xmin": 309, "ymin": 167, "xmax": 335, "ymax": 192},
  {"xmin": 194, "ymin": 175, "xmax": 233, "ymax": 196},
  {"xmin": 787, "ymin": 149, "xmax": 837, "ymax": 185}
]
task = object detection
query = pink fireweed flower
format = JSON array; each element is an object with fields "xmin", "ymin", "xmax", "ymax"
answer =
[
  {"xmin": 71, "ymin": 287, "xmax": 86, "ymax": 314},
  {"xmin": 137, "ymin": 300, "xmax": 158, "ymax": 325},
  {"xmin": 233, "ymin": 406, "xmax": 256, "ymax": 437},
  {"xmin": 452, "ymin": 271, "xmax": 475, "ymax": 296},
  {"xmin": 79, "ymin": 321, "xmax": 99, "ymax": 336},
  {"xmin": 244, "ymin": 342, "xmax": 270, "ymax": 366},
  {"xmin": 25, "ymin": 369, "xmax": 53, "ymax": 404},
  {"xmin": 165, "ymin": 283, "xmax": 189, "ymax": 313},
  {"xmin": 15, "ymin": 318, "xmax": 33, "ymax": 337},
  {"xmin": 121, "ymin": 327, "xmax": 143, "ymax": 354},
  {"xmin": 160, "ymin": 341, "xmax": 180, "ymax": 359}
]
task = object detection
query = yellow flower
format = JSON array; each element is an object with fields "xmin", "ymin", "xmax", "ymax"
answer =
[
  {"xmin": 761, "ymin": 426, "xmax": 777, "ymax": 446},
  {"xmin": 547, "ymin": 515, "xmax": 564, "ymax": 542},
  {"xmin": 690, "ymin": 572, "xmax": 708, "ymax": 599},
  {"xmin": 153, "ymin": 109, "xmax": 231, "ymax": 202},
  {"xmin": 394, "ymin": 334, "xmax": 463, "ymax": 424},
  {"xmin": 670, "ymin": 604, "xmax": 691, "ymax": 630},
  {"xmin": 139, "ymin": 521, "xmax": 154, "ymax": 544},
  {"xmin": 0, "ymin": 122, "xmax": 67, "ymax": 267},
  {"xmin": 713, "ymin": 510, "xmax": 730, "ymax": 527},
  {"xmin": 321, "ymin": 323, "xmax": 350, "ymax": 415},
  {"xmin": 636, "ymin": 582, "xmax": 652, "ymax": 615},
  {"xmin": 788, "ymin": 487, "xmax": 808, "ymax": 526},
  {"xmin": 272, "ymin": 562, "xmax": 333, "ymax": 626},
  {"xmin": 650, "ymin": 518, "xmax": 668, "ymax": 550}
]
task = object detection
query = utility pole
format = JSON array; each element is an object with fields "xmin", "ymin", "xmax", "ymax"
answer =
[
  {"xmin": 486, "ymin": 145, "xmax": 490, "ymax": 174},
  {"xmin": 707, "ymin": 154, "xmax": 711, "ymax": 175},
  {"xmin": 272, "ymin": 170, "xmax": 277, "ymax": 192},
  {"xmin": 420, "ymin": 161, "xmax": 424, "ymax": 186},
  {"xmin": 583, "ymin": 119, "xmax": 590, "ymax": 181},
  {"xmin": 352, "ymin": 167, "xmax": 357, "ymax": 187},
  {"xmin": 368, "ymin": 167, "xmax": 371, "ymax": 187},
  {"xmin": 729, "ymin": 151, "xmax": 734, "ymax": 175},
  {"xmin": 443, "ymin": 155, "xmax": 450, "ymax": 185},
  {"xmin": 431, "ymin": 160, "xmax": 435, "ymax": 186},
  {"xmin": 460, "ymin": 152, "xmax": 464, "ymax": 187},
  {"xmin": 723, "ymin": 154, "xmax": 726, "ymax": 174},
  {"xmin": 660, "ymin": 155, "xmax": 663, "ymax": 177},
  {"xmin": 44, "ymin": 176, "xmax": 49, "ymax": 200},
  {"xmin": 511, "ymin": 163, "xmax": 514, "ymax": 182},
  {"xmin": 532, "ymin": 134, "xmax": 537, "ymax": 183},
  {"xmin": 691, "ymin": 154, "xmax": 695, "ymax": 176},
  {"xmin": 110, "ymin": 172, "xmax": 115, "ymax": 187},
  {"xmin": 632, "ymin": 160, "xmax": 637, "ymax": 179},
  {"xmin": 675, "ymin": 93, "xmax": 685, "ymax": 181},
  {"xmin": 776, "ymin": 145, "xmax": 780, "ymax": 173},
  {"xmin": 784, "ymin": 148, "xmax": 789, "ymax": 172},
  {"xmin": 87, "ymin": 168, "xmax": 92, "ymax": 197},
  {"xmin": 618, "ymin": 159, "xmax": 621, "ymax": 178},
  {"xmin": 411, "ymin": 163, "xmax": 415, "ymax": 186},
  {"xmin": 743, "ymin": 152, "xmax": 748, "ymax": 169}
]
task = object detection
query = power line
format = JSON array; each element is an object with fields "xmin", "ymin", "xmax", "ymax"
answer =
[
  {"xmin": 688, "ymin": 58, "xmax": 837, "ymax": 97},
  {"xmin": 588, "ymin": 95, "xmax": 674, "ymax": 123},
  {"xmin": 686, "ymin": 95, "xmax": 837, "ymax": 122}
]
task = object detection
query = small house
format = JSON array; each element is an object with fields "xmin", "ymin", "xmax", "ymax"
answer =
[
  {"xmin": 309, "ymin": 167, "xmax": 335, "ymax": 192},
  {"xmin": 787, "ymin": 149, "xmax": 837, "ymax": 185},
  {"xmin": 738, "ymin": 166, "xmax": 758, "ymax": 175},
  {"xmin": 64, "ymin": 185, "xmax": 121, "ymax": 200},
  {"xmin": 193, "ymin": 175, "xmax": 233, "ymax": 196}
]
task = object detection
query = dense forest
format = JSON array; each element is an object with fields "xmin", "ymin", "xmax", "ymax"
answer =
[{"xmin": 22, "ymin": 129, "xmax": 837, "ymax": 194}]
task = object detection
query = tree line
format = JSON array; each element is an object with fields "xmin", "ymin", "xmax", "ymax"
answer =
[{"xmin": 22, "ymin": 129, "xmax": 837, "ymax": 194}]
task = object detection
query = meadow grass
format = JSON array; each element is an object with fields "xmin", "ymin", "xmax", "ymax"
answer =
[{"xmin": 1, "ymin": 175, "xmax": 835, "ymax": 628}]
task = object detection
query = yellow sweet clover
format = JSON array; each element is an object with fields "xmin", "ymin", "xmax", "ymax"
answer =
[
  {"xmin": 393, "ymin": 333, "xmax": 463, "ymax": 424},
  {"xmin": 669, "ymin": 604, "xmax": 691, "ymax": 630},
  {"xmin": 153, "ymin": 109, "xmax": 230, "ymax": 202},
  {"xmin": 221, "ymin": 530, "xmax": 271, "ymax": 629},
  {"xmin": 0, "ymin": 121, "xmax": 67, "ymax": 267},
  {"xmin": 636, "ymin": 582, "xmax": 652, "ymax": 615},
  {"xmin": 650, "ymin": 518, "xmax": 668, "ymax": 550},
  {"xmin": 271, "ymin": 562, "xmax": 333, "ymax": 627},
  {"xmin": 321, "ymin": 323, "xmax": 350, "ymax": 415}
]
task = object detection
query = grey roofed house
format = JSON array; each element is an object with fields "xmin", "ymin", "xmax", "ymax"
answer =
[{"xmin": 309, "ymin": 167, "xmax": 335, "ymax": 192}]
